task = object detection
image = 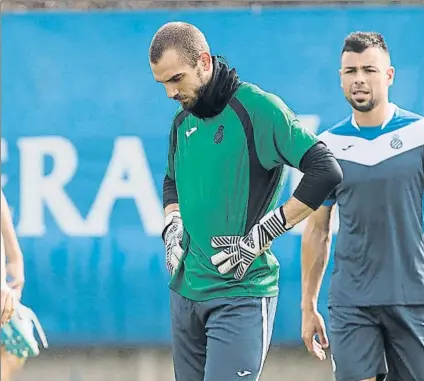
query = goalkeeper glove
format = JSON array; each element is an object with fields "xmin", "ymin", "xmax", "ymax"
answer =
[
  {"xmin": 210, "ymin": 207, "xmax": 292, "ymax": 280},
  {"xmin": 162, "ymin": 211, "xmax": 184, "ymax": 276}
]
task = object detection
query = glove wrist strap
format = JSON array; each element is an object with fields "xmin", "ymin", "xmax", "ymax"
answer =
[
  {"xmin": 162, "ymin": 211, "xmax": 181, "ymax": 241},
  {"xmin": 259, "ymin": 207, "xmax": 292, "ymax": 240}
]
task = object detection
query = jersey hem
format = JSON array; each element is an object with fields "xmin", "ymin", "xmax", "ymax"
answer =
[
  {"xmin": 328, "ymin": 300, "xmax": 424, "ymax": 307},
  {"xmin": 169, "ymin": 285, "xmax": 279, "ymax": 302}
]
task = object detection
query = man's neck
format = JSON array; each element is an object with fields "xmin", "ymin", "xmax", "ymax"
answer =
[
  {"xmin": 189, "ymin": 56, "xmax": 240, "ymax": 119},
  {"xmin": 353, "ymin": 100, "xmax": 391, "ymax": 128}
]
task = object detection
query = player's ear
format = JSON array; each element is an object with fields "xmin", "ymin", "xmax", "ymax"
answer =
[
  {"xmin": 339, "ymin": 68, "xmax": 343, "ymax": 88},
  {"xmin": 199, "ymin": 52, "xmax": 212, "ymax": 72},
  {"xmin": 387, "ymin": 66, "xmax": 395, "ymax": 87}
]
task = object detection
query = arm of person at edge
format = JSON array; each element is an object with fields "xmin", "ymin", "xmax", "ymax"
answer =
[
  {"xmin": 1, "ymin": 190, "xmax": 25, "ymax": 301},
  {"xmin": 1, "ymin": 229, "xmax": 15, "ymax": 325},
  {"xmin": 209, "ymin": 90, "xmax": 343, "ymax": 280}
]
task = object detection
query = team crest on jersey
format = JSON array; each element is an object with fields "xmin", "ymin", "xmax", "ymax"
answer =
[
  {"xmin": 390, "ymin": 134, "xmax": 403, "ymax": 150},
  {"xmin": 214, "ymin": 125, "xmax": 224, "ymax": 144}
]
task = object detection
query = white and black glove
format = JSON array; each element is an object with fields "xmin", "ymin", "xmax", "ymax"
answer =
[
  {"xmin": 162, "ymin": 211, "xmax": 184, "ymax": 276},
  {"xmin": 211, "ymin": 208, "xmax": 292, "ymax": 280}
]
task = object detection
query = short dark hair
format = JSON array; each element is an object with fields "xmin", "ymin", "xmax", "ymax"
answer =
[
  {"xmin": 342, "ymin": 32, "xmax": 389, "ymax": 55},
  {"xmin": 149, "ymin": 22, "xmax": 210, "ymax": 67}
]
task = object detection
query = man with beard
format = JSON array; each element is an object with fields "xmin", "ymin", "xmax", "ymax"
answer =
[
  {"xmin": 301, "ymin": 32, "xmax": 424, "ymax": 381},
  {"xmin": 149, "ymin": 22, "xmax": 343, "ymax": 381}
]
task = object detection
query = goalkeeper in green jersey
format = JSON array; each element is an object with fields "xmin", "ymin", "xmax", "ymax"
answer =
[{"xmin": 149, "ymin": 22, "xmax": 342, "ymax": 381}]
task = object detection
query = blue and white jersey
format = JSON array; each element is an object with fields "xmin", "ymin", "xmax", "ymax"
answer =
[{"xmin": 320, "ymin": 103, "xmax": 424, "ymax": 307}]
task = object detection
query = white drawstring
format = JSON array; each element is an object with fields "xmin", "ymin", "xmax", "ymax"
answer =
[{"xmin": 15, "ymin": 304, "xmax": 48, "ymax": 349}]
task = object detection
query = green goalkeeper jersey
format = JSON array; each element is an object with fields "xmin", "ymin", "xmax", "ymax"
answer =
[{"xmin": 166, "ymin": 82, "xmax": 318, "ymax": 301}]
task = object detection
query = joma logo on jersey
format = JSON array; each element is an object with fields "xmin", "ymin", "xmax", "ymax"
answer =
[
  {"xmin": 186, "ymin": 127, "xmax": 197, "ymax": 138},
  {"xmin": 390, "ymin": 134, "xmax": 403, "ymax": 149},
  {"xmin": 214, "ymin": 125, "xmax": 224, "ymax": 144}
]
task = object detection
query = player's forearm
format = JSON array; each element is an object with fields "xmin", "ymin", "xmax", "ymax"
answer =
[
  {"xmin": 282, "ymin": 197, "xmax": 330, "ymax": 309},
  {"xmin": 280, "ymin": 197, "xmax": 314, "ymax": 227},
  {"xmin": 165, "ymin": 203, "xmax": 180, "ymax": 217},
  {"xmin": 163, "ymin": 174, "xmax": 178, "ymax": 205},
  {"xmin": 1, "ymin": 191, "xmax": 24, "ymax": 264},
  {"xmin": 279, "ymin": 143, "xmax": 342, "ymax": 227},
  {"xmin": 301, "ymin": 232, "xmax": 331, "ymax": 311},
  {"xmin": 300, "ymin": 209, "xmax": 333, "ymax": 311},
  {"xmin": 292, "ymin": 144, "xmax": 340, "ymax": 309}
]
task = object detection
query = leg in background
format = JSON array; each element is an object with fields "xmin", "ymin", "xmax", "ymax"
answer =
[
  {"xmin": 382, "ymin": 305, "xmax": 424, "ymax": 381},
  {"xmin": 329, "ymin": 306, "xmax": 387, "ymax": 381}
]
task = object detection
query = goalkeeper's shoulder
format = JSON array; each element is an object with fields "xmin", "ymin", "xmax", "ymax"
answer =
[
  {"xmin": 233, "ymin": 82, "xmax": 294, "ymax": 117},
  {"xmin": 171, "ymin": 106, "xmax": 190, "ymax": 128}
]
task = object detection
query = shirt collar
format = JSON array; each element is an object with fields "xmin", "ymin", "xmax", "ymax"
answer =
[{"xmin": 351, "ymin": 103, "xmax": 397, "ymax": 130}]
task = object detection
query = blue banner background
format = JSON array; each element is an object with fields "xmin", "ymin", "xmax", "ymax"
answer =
[{"xmin": 2, "ymin": 7, "xmax": 424, "ymax": 346}]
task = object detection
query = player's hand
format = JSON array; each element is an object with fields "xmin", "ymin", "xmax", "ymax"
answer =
[
  {"xmin": 1, "ymin": 285, "xmax": 15, "ymax": 325},
  {"xmin": 301, "ymin": 308, "xmax": 329, "ymax": 361},
  {"xmin": 211, "ymin": 208, "xmax": 292, "ymax": 280},
  {"xmin": 162, "ymin": 211, "xmax": 184, "ymax": 276},
  {"xmin": 7, "ymin": 259, "xmax": 25, "ymax": 301}
]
